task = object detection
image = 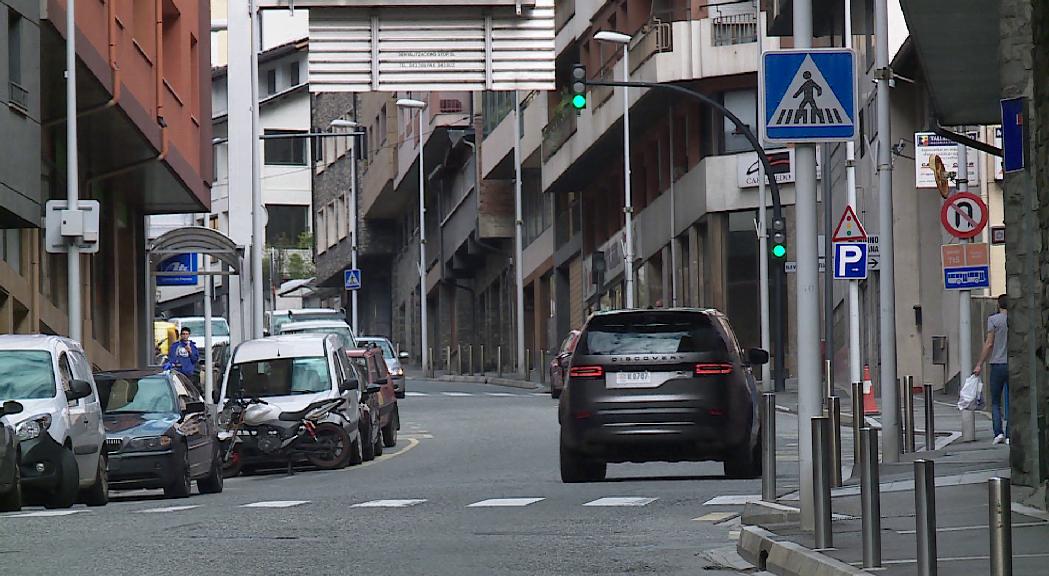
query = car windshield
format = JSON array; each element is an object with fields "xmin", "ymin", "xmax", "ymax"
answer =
[
  {"xmin": 179, "ymin": 319, "xmax": 230, "ymax": 337},
  {"xmin": 272, "ymin": 311, "xmax": 343, "ymax": 333},
  {"xmin": 0, "ymin": 350, "xmax": 56, "ymax": 401},
  {"xmin": 285, "ymin": 326, "xmax": 354, "ymax": 348},
  {"xmin": 228, "ymin": 356, "xmax": 330, "ymax": 398},
  {"xmin": 578, "ymin": 312, "xmax": 728, "ymax": 355},
  {"xmin": 361, "ymin": 339, "xmax": 394, "ymax": 359},
  {"xmin": 97, "ymin": 375, "xmax": 177, "ymax": 414}
]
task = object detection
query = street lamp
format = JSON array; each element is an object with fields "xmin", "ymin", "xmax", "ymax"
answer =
[
  {"xmin": 396, "ymin": 98, "xmax": 429, "ymax": 372},
  {"xmin": 329, "ymin": 119, "xmax": 361, "ymax": 335},
  {"xmin": 594, "ymin": 30, "xmax": 635, "ymax": 309}
]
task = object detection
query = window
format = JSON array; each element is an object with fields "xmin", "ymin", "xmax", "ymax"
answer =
[
  {"xmin": 289, "ymin": 61, "xmax": 300, "ymax": 86},
  {"xmin": 722, "ymin": 90, "xmax": 757, "ymax": 154},
  {"xmin": 263, "ymin": 130, "xmax": 307, "ymax": 165},
  {"xmin": 266, "ymin": 69, "xmax": 277, "ymax": 95},
  {"xmin": 0, "ymin": 351, "xmax": 56, "ymax": 401},
  {"xmin": 316, "ymin": 208, "xmax": 327, "ymax": 253},
  {"xmin": 8, "ymin": 10, "xmax": 21, "ymax": 85},
  {"xmin": 577, "ymin": 311, "xmax": 728, "ymax": 356},
  {"xmin": 162, "ymin": 0, "xmax": 183, "ymax": 95},
  {"xmin": 336, "ymin": 195, "xmax": 347, "ymax": 240},
  {"xmin": 378, "ymin": 105, "xmax": 388, "ymax": 145},
  {"xmin": 326, "ymin": 201, "xmax": 337, "ymax": 248},
  {"xmin": 228, "ymin": 357, "xmax": 332, "ymax": 397},
  {"xmin": 190, "ymin": 35, "xmax": 199, "ymax": 117},
  {"xmin": 133, "ymin": 0, "xmax": 156, "ymax": 57},
  {"xmin": 97, "ymin": 375, "xmax": 176, "ymax": 413},
  {"xmin": 265, "ymin": 205, "xmax": 309, "ymax": 247}
]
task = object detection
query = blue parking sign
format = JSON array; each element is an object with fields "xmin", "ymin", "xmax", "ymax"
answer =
[
  {"xmin": 834, "ymin": 242, "xmax": 867, "ymax": 280},
  {"xmin": 762, "ymin": 49, "xmax": 857, "ymax": 143}
]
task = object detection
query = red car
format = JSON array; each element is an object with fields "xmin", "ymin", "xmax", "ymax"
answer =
[
  {"xmin": 548, "ymin": 330, "xmax": 581, "ymax": 399},
  {"xmin": 347, "ymin": 347, "xmax": 400, "ymax": 460}
]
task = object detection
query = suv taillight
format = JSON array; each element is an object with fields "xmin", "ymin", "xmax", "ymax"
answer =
[
  {"xmin": 569, "ymin": 365, "xmax": 605, "ymax": 378},
  {"xmin": 694, "ymin": 362, "xmax": 733, "ymax": 375}
]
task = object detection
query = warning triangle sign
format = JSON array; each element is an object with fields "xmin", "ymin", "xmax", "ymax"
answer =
[
  {"xmin": 832, "ymin": 205, "xmax": 867, "ymax": 242},
  {"xmin": 769, "ymin": 55, "xmax": 851, "ymax": 128}
]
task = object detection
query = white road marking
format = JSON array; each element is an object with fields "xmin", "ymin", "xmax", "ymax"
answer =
[
  {"xmin": 441, "ymin": 392, "xmax": 473, "ymax": 397},
  {"xmin": 583, "ymin": 497, "xmax": 657, "ymax": 507},
  {"xmin": 693, "ymin": 512, "xmax": 738, "ymax": 522},
  {"xmin": 138, "ymin": 505, "xmax": 200, "ymax": 514},
  {"xmin": 467, "ymin": 498, "xmax": 545, "ymax": 508},
  {"xmin": 241, "ymin": 500, "xmax": 310, "ymax": 508},
  {"xmin": 484, "ymin": 392, "xmax": 517, "ymax": 397},
  {"xmin": 4, "ymin": 510, "xmax": 85, "ymax": 518},
  {"xmin": 352, "ymin": 499, "xmax": 427, "ymax": 508},
  {"xmin": 404, "ymin": 392, "xmax": 429, "ymax": 397},
  {"xmin": 703, "ymin": 494, "xmax": 762, "ymax": 506}
]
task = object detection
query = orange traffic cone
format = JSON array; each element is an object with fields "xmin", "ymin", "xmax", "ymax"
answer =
[{"xmin": 862, "ymin": 364, "xmax": 880, "ymax": 415}]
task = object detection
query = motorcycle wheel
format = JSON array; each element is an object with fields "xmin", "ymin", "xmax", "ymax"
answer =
[
  {"xmin": 305, "ymin": 423, "xmax": 352, "ymax": 470},
  {"xmin": 222, "ymin": 447, "xmax": 243, "ymax": 478}
]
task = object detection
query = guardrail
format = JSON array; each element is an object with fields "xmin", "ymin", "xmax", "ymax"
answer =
[{"xmin": 712, "ymin": 12, "xmax": 758, "ymax": 46}]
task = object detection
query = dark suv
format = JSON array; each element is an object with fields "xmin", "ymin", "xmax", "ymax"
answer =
[{"xmin": 558, "ymin": 308, "xmax": 768, "ymax": 483}]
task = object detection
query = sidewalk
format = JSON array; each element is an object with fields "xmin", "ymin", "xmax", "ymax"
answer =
[
  {"xmin": 739, "ymin": 381, "xmax": 1048, "ymax": 575},
  {"xmin": 404, "ymin": 367, "xmax": 543, "ymax": 391}
]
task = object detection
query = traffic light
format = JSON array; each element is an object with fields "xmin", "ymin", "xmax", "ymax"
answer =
[
  {"xmin": 570, "ymin": 64, "xmax": 587, "ymax": 111},
  {"xmin": 770, "ymin": 217, "xmax": 787, "ymax": 259}
]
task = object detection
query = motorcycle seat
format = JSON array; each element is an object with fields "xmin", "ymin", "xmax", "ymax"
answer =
[{"xmin": 277, "ymin": 399, "xmax": 338, "ymax": 422}]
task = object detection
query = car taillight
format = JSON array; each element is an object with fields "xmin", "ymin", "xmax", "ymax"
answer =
[
  {"xmin": 569, "ymin": 365, "xmax": 605, "ymax": 378},
  {"xmin": 694, "ymin": 362, "xmax": 733, "ymax": 375}
]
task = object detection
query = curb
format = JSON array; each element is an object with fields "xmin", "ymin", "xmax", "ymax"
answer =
[
  {"xmin": 435, "ymin": 374, "xmax": 542, "ymax": 391},
  {"xmin": 737, "ymin": 526, "xmax": 877, "ymax": 576}
]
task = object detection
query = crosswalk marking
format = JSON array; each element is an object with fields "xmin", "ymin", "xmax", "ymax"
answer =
[
  {"xmin": 484, "ymin": 392, "xmax": 516, "ymax": 397},
  {"xmin": 352, "ymin": 499, "xmax": 427, "ymax": 508},
  {"xmin": 583, "ymin": 497, "xmax": 657, "ymax": 507},
  {"xmin": 441, "ymin": 392, "xmax": 473, "ymax": 397},
  {"xmin": 693, "ymin": 512, "xmax": 738, "ymax": 522},
  {"xmin": 703, "ymin": 495, "xmax": 762, "ymax": 506},
  {"xmin": 242, "ymin": 500, "xmax": 310, "ymax": 508},
  {"xmin": 138, "ymin": 505, "xmax": 200, "ymax": 514},
  {"xmin": 404, "ymin": 392, "xmax": 429, "ymax": 397},
  {"xmin": 4, "ymin": 510, "xmax": 84, "ymax": 518},
  {"xmin": 467, "ymin": 498, "xmax": 545, "ymax": 507}
]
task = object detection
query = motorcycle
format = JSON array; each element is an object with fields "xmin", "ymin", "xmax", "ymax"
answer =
[{"xmin": 219, "ymin": 394, "xmax": 352, "ymax": 475}]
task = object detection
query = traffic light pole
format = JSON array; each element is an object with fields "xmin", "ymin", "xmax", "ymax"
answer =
[{"xmin": 585, "ymin": 78, "xmax": 787, "ymax": 392}]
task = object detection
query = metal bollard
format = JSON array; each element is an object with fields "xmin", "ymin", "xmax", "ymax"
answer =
[
  {"xmin": 898, "ymin": 378, "xmax": 909, "ymax": 453},
  {"xmin": 924, "ymin": 383, "xmax": 936, "ymax": 451},
  {"xmin": 761, "ymin": 393, "xmax": 777, "ymax": 502},
  {"xmin": 852, "ymin": 381, "xmax": 864, "ymax": 471},
  {"xmin": 539, "ymin": 350, "xmax": 547, "ymax": 384},
  {"xmin": 445, "ymin": 346, "xmax": 452, "ymax": 375},
  {"xmin": 914, "ymin": 459, "xmax": 938, "ymax": 576},
  {"xmin": 468, "ymin": 345, "xmax": 474, "ymax": 375},
  {"xmin": 497, "ymin": 345, "xmax": 503, "ymax": 377},
  {"xmin": 824, "ymin": 358, "xmax": 833, "ymax": 399},
  {"xmin": 456, "ymin": 344, "xmax": 463, "ymax": 375},
  {"xmin": 825, "ymin": 395, "xmax": 843, "ymax": 487},
  {"xmin": 989, "ymin": 477, "xmax": 1012, "ymax": 576},
  {"xmin": 905, "ymin": 375, "xmax": 916, "ymax": 453},
  {"xmin": 428, "ymin": 347, "xmax": 434, "ymax": 378},
  {"xmin": 860, "ymin": 427, "xmax": 882, "ymax": 568},
  {"xmin": 811, "ymin": 416, "xmax": 834, "ymax": 549},
  {"xmin": 480, "ymin": 345, "xmax": 485, "ymax": 375},
  {"xmin": 526, "ymin": 348, "xmax": 532, "ymax": 380}
]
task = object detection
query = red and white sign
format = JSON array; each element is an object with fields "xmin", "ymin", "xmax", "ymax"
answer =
[
  {"xmin": 940, "ymin": 192, "xmax": 988, "ymax": 239},
  {"xmin": 832, "ymin": 205, "xmax": 867, "ymax": 242}
]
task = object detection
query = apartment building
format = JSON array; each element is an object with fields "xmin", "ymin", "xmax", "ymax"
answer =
[{"xmin": 0, "ymin": 0, "xmax": 211, "ymax": 367}]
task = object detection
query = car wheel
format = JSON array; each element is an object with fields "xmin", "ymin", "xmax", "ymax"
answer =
[
  {"xmin": 81, "ymin": 455, "xmax": 109, "ymax": 507},
  {"xmin": 381, "ymin": 408, "xmax": 399, "ymax": 448},
  {"xmin": 44, "ymin": 449, "xmax": 79, "ymax": 509},
  {"xmin": 0, "ymin": 458, "xmax": 22, "ymax": 512},
  {"xmin": 164, "ymin": 448, "xmax": 192, "ymax": 499},
  {"xmin": 559, "ymin": 439, "xmax": 606, "ymax": 484},
  {"xmin": 374, "ymin": 422, "xmax": 385, "ymax": 457},
  {"xmin": 197, "ymin": 447, "xmax": 224, "ymax": 494},
  {"xmin": 348, "ymin": 430, "xmax": 364, "ymax": 466},
  {"xmin": 361, "ymin": 420, "xmax": 376, "ymax": 462}
]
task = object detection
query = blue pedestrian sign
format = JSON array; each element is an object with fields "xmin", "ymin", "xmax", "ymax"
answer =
[
  {"xmin": 761, "ymin": 49, "xmax": 857, "ymax": 143},
  {"xmin": 834, "ymin": 242, "xmax": 868, "ymax": 280},
  {"xmin": 344, "ymin": 268, "xmax": 362, "ymax": 291}
]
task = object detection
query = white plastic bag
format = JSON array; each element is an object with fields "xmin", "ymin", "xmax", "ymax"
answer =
[{"xmin": 958, "ymin": 373, "xmax": 984, "ymax": 411}]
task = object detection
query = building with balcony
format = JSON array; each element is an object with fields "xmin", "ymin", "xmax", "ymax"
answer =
[{"xmin": 0, "ymin": 0, "xmax": 211, "ymax": 368}]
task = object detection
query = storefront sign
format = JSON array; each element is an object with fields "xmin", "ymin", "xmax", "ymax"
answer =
[{"xmin": 914, "ymin": 132, "xmax": 979, "ymax": 189}]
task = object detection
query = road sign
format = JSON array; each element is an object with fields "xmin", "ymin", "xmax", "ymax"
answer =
[
  {"xmin": 834, "ymin": 242, "xmax": 868, "ymax": 280},
  {"xmin": 831, "ymin": 205, "xmax": 866, "ymax": 242},
  {"xmin": 785, "ymin": 258, "xmax": 826, "ymax": 274},
  {"xmin": 940, "ymin": 192, "xmax": 988, "ymax": 239},
  {"xmin": 1001, "ymin": 97, "xmax": 1026, "ymax": 173},
  {"xmin": 156, "ymin": 253, "xmax": 198, "ymax": 287},
  {"xmin": 344, "ymin": 269, "xmax": 362, "ymax": 291},
  {"xmin": 942, "ymin": 243, "xmax": 990, "ymax": 290},
  {"xmin": 761, "ymin": 48, "xmax": 857, "ymax": 143},
  {"xmin": 867, "ymin": 234, "xmax": 880, "ymax": 270}
]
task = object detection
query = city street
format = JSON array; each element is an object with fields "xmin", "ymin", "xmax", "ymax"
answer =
[{"xmin": 0, "ymin": 377, "xmax": 800, "ymax": 575}]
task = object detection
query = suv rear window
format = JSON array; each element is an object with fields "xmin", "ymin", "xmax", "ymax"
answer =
[{"xmin": 578, "ymin": 312, "xmax": 728, "ymax": 356}]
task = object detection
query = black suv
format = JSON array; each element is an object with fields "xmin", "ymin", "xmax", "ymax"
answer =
[{"xmin": 558, "ymin": 308, "xmax": 768, "ymax": 483}]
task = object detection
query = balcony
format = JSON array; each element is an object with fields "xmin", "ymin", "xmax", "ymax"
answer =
[
  {"xmin": 8, "ymin": 82, "xmax": 29, "ymax": 113},
  {"xmin": 541, "ymin": 100, "xmax": 577, "ymax": 162},
  {"xmin": 711, "ymin": 12, "xmax": 758, "ymax": 46}
]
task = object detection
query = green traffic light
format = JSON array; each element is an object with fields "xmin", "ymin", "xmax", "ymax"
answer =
[
  {"xmin": 771, "ymin": 244, "xmax": 786, "ymax": 258},
  {"xmin": 571, "ymin": 94, "xmax": 587, "ymax": 109}
]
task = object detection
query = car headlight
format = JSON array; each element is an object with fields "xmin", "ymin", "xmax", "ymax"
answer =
[
  {"xmin": 16, "ymin": 414, "xmax": 52, "ymax": 442},
  {"xmin": 391, "ymin": 367, "xmax": 404, "ymax": 376},
  {"xmin": 125, "ymin": 436, "xmax": 173, "ymax": 452}
]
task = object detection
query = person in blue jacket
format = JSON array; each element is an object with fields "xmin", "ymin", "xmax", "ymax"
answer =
[{"xmin": 166, "ymin": 327, "xmax": 200, "ymax": 384}]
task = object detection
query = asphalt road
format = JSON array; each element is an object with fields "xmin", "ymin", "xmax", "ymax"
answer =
[{"xmin": 0, "ymin": 378, "xmax": 800, "ymax": 575}]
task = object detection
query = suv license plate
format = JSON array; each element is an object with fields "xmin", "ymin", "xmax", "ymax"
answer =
[{"xmin": 608, "ymin": 371, "xmax": 652, "ymax": 389}]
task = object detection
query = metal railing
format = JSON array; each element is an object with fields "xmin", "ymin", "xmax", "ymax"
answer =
[
  {"xmin": 8, "ymin": 82, "xmax": 28, "ymax": 112},
  {"xmin": 541, "ymin": 102, "xmax": 577, "ymax": 161},
  {"xmin": 712, "ymin": 12, "xmax": 758, "ymax": 46},
  {"xmin": 629, "ymin": 21, "xmax": 674, "ymax": 73}
]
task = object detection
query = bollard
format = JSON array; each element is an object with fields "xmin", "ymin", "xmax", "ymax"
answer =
[
  {"xmin": 526, "ymin": 349, "xmax": 532, "ymax": 380},
  {"xmin": 468, "ymin": 345, "xmax": 474, "ymax": 375},
  {"xmin": 924, "ymin": 383, "xmax": 936, "ymax": 451},
  {"xmin": 852, "ymin": 381, "xmax": 864, "ymax": 471},
  {"xmin": 989, "ymin": 477, "xmax": 1012, "ymax": 576},
  {"xmin": 428, "ymin": 347, "xmax": 434, "ymax": 378},
  {"xmin": 905, "ymin": 375, "xmax": 916, "ymax": 453},
  {"xmin": 898, "ymin": 378, "xmax": 909, "ymax": 453},
  {"xmin": 445, "ymin": 346, "xmax": 451, "ymax": 375},
  {"xmin": 824, "ymin": 358, "xmax": 833, "ymax": 399},
  {"xmin": 860, "ymin": 427, "xmax": 882, "ymax": 568},
  {"xmin": 456, "ymin": 344, "xmax": 462, "ymax": 375},
  {"xmin": 539, "ymin": 350, "xmax": 547, "ymax": 384},
  {"xmin": 915, "ymin": 459, "xmax": 938, "ymax": 576},
  {"xmin": 761, "ymin": 393, "xmax": 777, "ymax": 502},
  {"xmin": 825, "ymin": 396, "xmax": 843, "ymax": 487},
  {"xmin": 497, "ymin": 345, "xmax": 503, "ymax": 377},
  {"xmin": 811, "ymin": 416, "xmax": 833, "ymax": 549},
  {"xmin": 480, "ymin": 345, "xmax": 485, "ymax": 375}
]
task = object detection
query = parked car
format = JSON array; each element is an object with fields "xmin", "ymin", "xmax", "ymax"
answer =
[
  {"xmin": 357, "ymin": 336, "xmax": 408, "ymax": 398},
  {"xmin": 558, "ymin": 309, "xmax": 768, "ymax": 483},
  {"xmin": 94, "ymin": 369, "xmax": 223, "ymax": 498},
  {"xmin": 348, "ymin": 347, "xmax": 400, "ymax": 459},
  {"xmin": 0, "ymin": 400, "xmax": 24, "ymax": 511},
  {"xmin": 218, "ymin": 334, "xmax": 364, "ymax": 471},
  {"xmin": 168, "ymin": 317, "xmax": 231, "ymax": 353},
  {"xmin": 548, "ymin": 330, "xmax": 581, "ymax": 399},
  {"xmin": 0, "ymin": 335, "xmax": 109, "ymax": 508},
  {"xmin": 279, "ymin": 320, "xmax": 357, "ymax": 349},
  {"xmin": 266, "ymin": 308, "xmax": 345, "ymax": 336}
]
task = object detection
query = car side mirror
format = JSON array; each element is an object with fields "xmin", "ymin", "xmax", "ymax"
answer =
[
  {"xmin": 2, "ymin": 400, "xmax": 23, "ymax": 416},
  {"xmin": 375, "ymin": 377, "xmax": 388, "ymax": 386},
  {"xmin": 68, "ymin": 379, "xmax": 93, "ymax": 401},
  {"xmin": 399, "ymin": 351, "xmax": 409, "ymax": 360},
  {"xmin": 183, "ymin": 400, "xmax": 206, "ymax": 415},
  {"xmin": 747, "ymin": 348, "xmax": 770, "ymax": 366},
  {"xmin": 340, "ymin": 379, "xmax": 357, "ymax": 393},
  {"xmin": 363, "ymin": 383, "xmax": 382, "ymax": 396}
]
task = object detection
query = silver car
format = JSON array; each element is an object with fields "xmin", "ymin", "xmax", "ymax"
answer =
[{"xmin": 357, "ymin": 337, "xmax": 407, "ymax": 398}]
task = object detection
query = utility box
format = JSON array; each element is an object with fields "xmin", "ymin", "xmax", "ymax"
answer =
[
  {"xmin": 45, "ymin": 200, "xmax": 101, "ymax": 254},
  {"xmin": 931, "ymin": 335, "xmax": 948, "ymax": 366}
]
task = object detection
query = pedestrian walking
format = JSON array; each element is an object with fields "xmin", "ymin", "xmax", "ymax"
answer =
[
  {"xmin": 974, "ymin": 294, "xmax": 1009, "ymax": 444},
  {"xmin": 166, "ymin": 327, "xmax": 201, "ymax": 386}
]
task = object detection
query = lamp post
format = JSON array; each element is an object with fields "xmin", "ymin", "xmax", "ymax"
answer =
[
  {"xmin": 594, "ymin": 30, "xmax": 634, "ymax": 309},
  {"xmin": 66, "ymin": 0, "xmax": 81, "ymax": 341},
  {"xmin": 330, "ymin": 119, "xmax": 361, "ymax": 335},
  {"xmin": 396, "ymin": 98, "xmax": 429, "ymax": 372}
]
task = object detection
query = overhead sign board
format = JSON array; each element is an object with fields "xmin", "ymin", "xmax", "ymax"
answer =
[
  {"xmin": 157, "ymin": 254, "xmax": 198, "ymax": 287},
  {"xmin": 940, "ymin": 192, "xmax": 988, "ymax": 239},
  {"xmin": 761, "ymin": 48, "xmax": 857, "ymax": 143},
  {"xmin": 914, "ymin": 132, "xmax": 979, "ymax": 188},
  {"xmin": 307, "ymin": 1, "xmax": 555, "ymax": 92},
  {"xmin": 942, "ymin": 243, "xmax": 990, "ymax": 290}
]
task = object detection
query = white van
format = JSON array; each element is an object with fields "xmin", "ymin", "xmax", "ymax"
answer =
[
  {"xmin": 168, "ymin": 317, "xmax": 231, "ymax": 351},
  {"xmin": 265, "ymin": 308, "xmax": 344, "ymax": 336},
  {"xmin": 0, "ymin": 335, "xmax": 108, "ymax": 508}
]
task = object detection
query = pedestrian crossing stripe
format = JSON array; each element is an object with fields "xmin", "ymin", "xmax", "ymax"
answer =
[
  {"xmin": 583, "ymin": 497, "xmax": 657, "ymax": 507},
  {"xmin": 762, "ymin": 49, "xmax": 856, "ymax": 143},
  {"xmin": 242, "ymin": 500, "xmax": 310, "ymax": 508},
  {"xmin": 3, "ymin": 510, "xmax": 84, "ymax": 518},
  {"xmin": 138, "ymin": 505, "xmax": 200, "ymax": 514},
  {"xmin": 467, "ymin": 498, "xmax": 545, "ymax": 507},
  {"xmin": 352, "ymin": 499, "xmax": 427, "ymax": 508}
]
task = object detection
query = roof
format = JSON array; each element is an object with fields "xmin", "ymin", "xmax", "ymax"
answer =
[
  {"xmin": 591, "ymin": 307, "xmax": 719, "ymax": 317},
  {"xmin": 270, "ymin": 308, "xmax": 341, "ymax": 317},
  {"xmin": 232, "ymin": 334, "xmax": 336, "ymax": 363},
  {"xmin": 280, "ymin": 320, "xmax": 352, "ymax": 332},
  {"xmin": 0, "ymin": 334, "xmax": 82, "ymax": 352},
  {"xmin": 94, "ymin": 368, "xmax": 166, "ymax": 380},
  {"xmin": 211, "ymin": 37, "xmax": 309, "ymax": 79}
]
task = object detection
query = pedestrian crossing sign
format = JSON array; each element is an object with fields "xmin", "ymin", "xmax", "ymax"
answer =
[{"xmin": 761, "ymin": 48, "xmax": 857, "ymax": 143}]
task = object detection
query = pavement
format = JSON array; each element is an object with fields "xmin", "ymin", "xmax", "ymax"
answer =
[{"xmin": 736, "ymin": 380, "xmax": 1049, "ymax": 576}]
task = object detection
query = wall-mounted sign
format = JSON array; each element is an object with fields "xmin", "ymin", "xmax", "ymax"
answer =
[
  {"xmin": 737, "ymin": 147, "xmax": 822, "ymax": 188},
  {"xmin": 915, "ymin": 132, "xmax": 979, "ymax": 189},
  {"xmin": 942, "ymin": 243, "xmax": 990, "ymax": 291},
  {"xmin": 156, "ymin": 253, "xmax": 198, "ymax": 287}
]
